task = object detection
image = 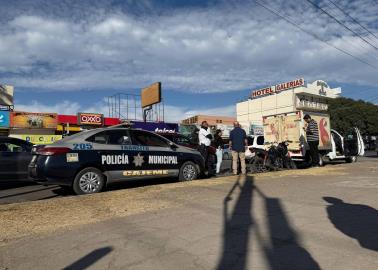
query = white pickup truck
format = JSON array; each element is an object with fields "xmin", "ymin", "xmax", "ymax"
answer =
[{"xmin": 263, "ymin": 111, "xmax": 365, "ymax": 165}]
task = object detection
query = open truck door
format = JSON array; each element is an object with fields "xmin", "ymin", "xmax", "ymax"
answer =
[{"xmin": 344, "ymin": 127, "xmax": 365, "ymax": 161}]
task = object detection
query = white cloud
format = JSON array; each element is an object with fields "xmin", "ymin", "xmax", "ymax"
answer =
[{"xmin": 0, "ymin": 1, "xmax": 377, "ymax": 93}]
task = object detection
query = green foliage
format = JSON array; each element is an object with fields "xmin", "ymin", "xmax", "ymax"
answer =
[{"xmin": 328, "ymin": 97, "xmax": 378, "ymax": 135}]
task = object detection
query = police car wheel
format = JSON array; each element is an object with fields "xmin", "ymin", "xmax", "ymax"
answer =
[
  {"xmin": 179, "ymin": 161, "xmax": 198, "ymax": 181},
  {"xmin": 73, "ymin": 167, "xmax": 105, "ymax": 195}
]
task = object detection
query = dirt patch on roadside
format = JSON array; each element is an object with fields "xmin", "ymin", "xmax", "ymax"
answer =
[
  {"xmin": 0, "ymin": 187, "xmax": 173, "ymax": 246},
  {"xmin": 254, "ymin": 165, "xmax": 348, "ymax": 179},
  {"xmin": 0, "ymin": 164, "xmax": 350, "ymax": 245}
]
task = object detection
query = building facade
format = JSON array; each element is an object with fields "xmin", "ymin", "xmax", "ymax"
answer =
[
  {"xmin": 236, "ymin": 79, "xmax": 341, "ymax": 131},
  {"xmin": 181, "ymin": 115, "xmax": 236, "ymax": 126}
]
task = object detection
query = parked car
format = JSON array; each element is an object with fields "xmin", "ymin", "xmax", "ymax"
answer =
[
  {"xmin": 245, "ymin": 135, "xmax": 265, "ymax": 159},
  {"xmin": 0, "ymin": 137, "xmax": 33, "ymax": 180},
  {"xmin": 160, "ymin": 132, "xmax": 217, "ymax": 174},
  {"xmin": 29, "ymin": 128, "xmax": 206, "ymax": 195},
  {"xmin": 223, "ymin": 144, "xmax": 232, "ymax": 160},
  {"xmin": 325, "ymin": 128, "xmax": 365, "ymax": 164}
]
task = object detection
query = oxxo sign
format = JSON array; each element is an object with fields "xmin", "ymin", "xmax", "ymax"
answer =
[
  {"xmin": 251, "ymin": 78, "xmax": 304, "ymax": 99},
  {"xmin": 78, "ymin": 113, "xmax": 103, "ymax": 126}
]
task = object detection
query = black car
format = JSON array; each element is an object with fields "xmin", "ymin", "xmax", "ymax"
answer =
[
  {"xmin": 160, "ymin": 132, "xmax": 217, "ymax": 175},
  {"xmin": 0, "ymin": 137, "xmax": 33, "ymax": 181},
  {"xmin": 29, "ymin": 128, "xmax": 206, "ymax": 195}
]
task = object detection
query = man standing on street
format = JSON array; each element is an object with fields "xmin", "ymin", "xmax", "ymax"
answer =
[
  {"xmin": 198, "ymin": 121, "xmax": 214, "ymax": 175},
  {"xmin": 229, "ymin": 121, "xmax": 248, "ymax": 175},
  {"xmin": 303, "ymin": 114, "xmax": 320, "ymax": 167}
]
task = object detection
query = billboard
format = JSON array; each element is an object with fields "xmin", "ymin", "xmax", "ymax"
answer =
[
  {"xmin": 78, "ymin": 113, "xmax": 103, "ymax": 126},
  {"xmin": 0, "ymin": 85, "xmax": 14, "ymax": 106},
  {"xmin": 0, "ymin": 111, "xmax": 10, "ymax": 128},
  {"xmin": 10, "ymin": 111, "xmax": 58, "ymax": 129},
  {"xmin": 9, "ymin": 134, "xmax": 62, "ymax": 145},
  {"xmin": 131, "ymin": 121, "xmax": 178, "ymax": 133},
  {"xmin": 141, "ymin": 82, "xmax": 161, "ymax": 108}
]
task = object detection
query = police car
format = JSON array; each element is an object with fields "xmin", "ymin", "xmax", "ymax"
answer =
[{"xmin": 28, "ymin": 128, "xmax": 205, "ymax": 195}]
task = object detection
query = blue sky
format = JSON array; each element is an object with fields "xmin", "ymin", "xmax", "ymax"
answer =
[{"xmin": 1, "ymin": 0, "xmax": 377, "ymax": 121}]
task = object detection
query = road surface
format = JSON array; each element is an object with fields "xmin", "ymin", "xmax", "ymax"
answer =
[{"xmin": 0, "ymin": 155, "xmax": 377, "ymax": 269}]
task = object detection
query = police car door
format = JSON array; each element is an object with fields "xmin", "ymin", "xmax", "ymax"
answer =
[
  {"xmin": 129, "ymin": 130, "xmax": 180, "ymax": 178},
  {"xmin": 86, "ymin": 129, "xmax": 133, "ymax": 182}
]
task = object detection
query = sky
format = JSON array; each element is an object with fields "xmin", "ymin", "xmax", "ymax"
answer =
[{"xmin": 0, "ymin": 0, "xmax": 377, "ymax": 122}]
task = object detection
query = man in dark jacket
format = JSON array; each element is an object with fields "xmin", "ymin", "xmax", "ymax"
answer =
[
  {"xmin": 229, "ymin": 121, "xmax": 248, "ymax": 175},
  {"xmin": 303, "ymin": 114, "xmax": 320, "ymax": 167}
]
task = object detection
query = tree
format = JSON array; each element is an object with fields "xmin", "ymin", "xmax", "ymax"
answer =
[{"xmin": 328, "ymin": 97, "xmax": 378, "ymax": 136}]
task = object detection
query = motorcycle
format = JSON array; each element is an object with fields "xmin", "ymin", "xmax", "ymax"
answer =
[
  {"xmin": 248, "ymin": 140, "xmax": 296, "ymax": 173},
  {"xmin": 276, "ymin": 140, "xmax": 297, "ymax": 169},
  {"xmin": 248, "ymin": 147, "xmax": 268, "ymax": 173}
]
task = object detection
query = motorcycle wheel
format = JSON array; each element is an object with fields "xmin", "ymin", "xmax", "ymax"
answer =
[{"xmin": 251, "ymin": 157, "xmax": 266, "ymax": 173}]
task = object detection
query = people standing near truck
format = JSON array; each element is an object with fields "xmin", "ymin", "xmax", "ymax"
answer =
[
  {"xmin": 213, "ymin": 129, "xmax": 224, "ymax": 174},
  {"xmin": 303, "ymin": 114, "xmax": 320, "ymax": 167},
  {"xmin": 198, "ymin": 121, "xmax": 213, "ymax": 175},
  {"xmin": 229, "ymin": 121, "xmax": 248, "ymax": 175}
]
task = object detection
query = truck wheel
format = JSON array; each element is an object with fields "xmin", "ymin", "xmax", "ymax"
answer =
[
  {"xmin": 179, "ymin": 161, "xmax": 198, "ymax": 181},
  {"xmin": 73, "ymin": 167, "xmax": 105, "ymax": 195},
  {"xmin": 345, "ymin": 156, "xmax": 357, "ymax": 163}
]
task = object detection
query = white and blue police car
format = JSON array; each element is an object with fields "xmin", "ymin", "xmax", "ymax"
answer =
[{"xmin": 29, "ymin": 128, "xmax": 205, "ymax": 195}]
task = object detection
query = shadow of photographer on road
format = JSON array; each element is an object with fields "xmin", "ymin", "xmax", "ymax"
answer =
[{"xmin": 324, "ymin": 197, "xmax": 378, "ymax": 251}]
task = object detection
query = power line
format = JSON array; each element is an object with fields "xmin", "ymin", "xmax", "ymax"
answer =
[
  {"xmin": 326, "ymin": 0, "xmax": 378, "ymax": 41},
  {"xmin": 305, "ymin": 0, "xmax": 378, "ymax": 51},
  {"xmin": 253, "ymin": 0, "xmax": 378, "ymax": 70},
  {"xmin": 320, "ymin": 0, "xmax": 378, "ymax": 62}
]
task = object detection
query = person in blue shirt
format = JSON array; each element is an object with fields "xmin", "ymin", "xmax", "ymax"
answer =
[{"xmin": 229, "ymin": 121, "xmax": 248, "ymax": 175}]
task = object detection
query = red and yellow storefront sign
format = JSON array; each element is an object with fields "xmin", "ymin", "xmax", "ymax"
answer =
[
  {"xmin": 10, "ymin": 112, "xmax": 58, "ymax": 129},
  {"xmin": 9, "ymin": 134, "xmax": 62, "ymax": 145}
]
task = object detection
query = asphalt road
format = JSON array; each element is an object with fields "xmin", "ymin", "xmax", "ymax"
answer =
[
  {"xmin": 0, "ymin": 152, "xmax": 377, "ymax": 269},
  {"xmin": 0, "ymin": 160, "xmax": 236, "ymax": 205},
  {"xmin": 0, "ymin": 152, "xmax": 376, "ymax": 205}
]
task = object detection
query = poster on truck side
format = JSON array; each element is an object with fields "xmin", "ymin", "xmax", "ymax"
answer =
[
  {"xmin": 263, "ymin": 111, "xmax": 331, "ymax": 151},
  {"xmin": 304, "ymin": 111, "xmax": 331, "ymax": 150},
  {"xmin": 263, "ymin": 113, "xmax": 302, "ymax": 151}
]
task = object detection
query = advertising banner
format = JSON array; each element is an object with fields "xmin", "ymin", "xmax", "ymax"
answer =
[
  {"xmin": 10, "ymin": 112, "xmax": 58, "ymax": 129},
  {"xmin": 131, "ymin": 121, "xmax": 178, "ymax": 133},
  {"xmin": 78, "ymin": 113, "xmax": 104, "ymax": 126},
  {"xmin": 9, "ymin": 134, "xmax": 63, "ymax": 145},
  {"xmin": 249, "ymin": 124, "xmax": 264, "ymax": 136},
  {"xmin": 307, "ymin": 112, "xmax": 331, "ymax": 150},
  {"xmin": 141, "ymin": 82, "xmax": 161, "ymax": 108},
  {"xmin": 0, "ymin": 111, "xmax": 10, "ymax": 128}
]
